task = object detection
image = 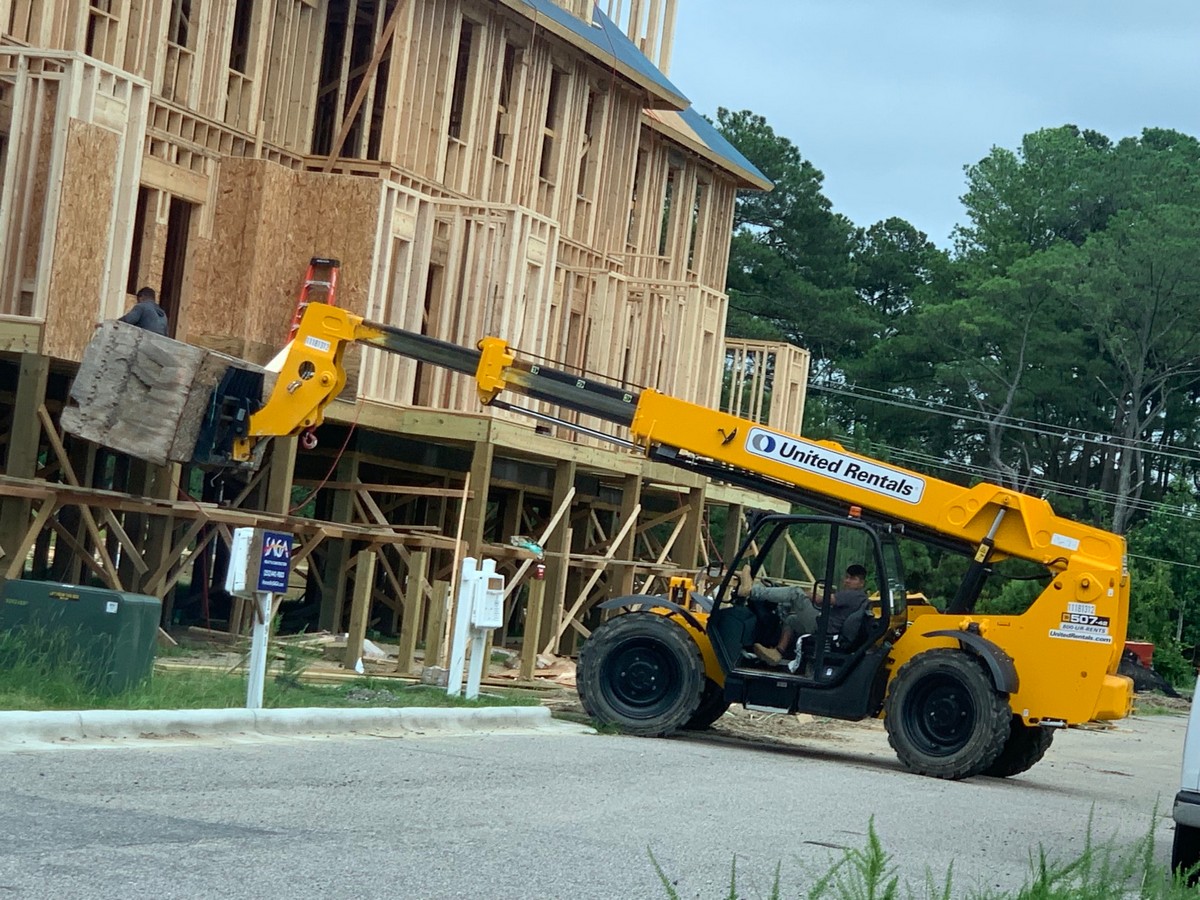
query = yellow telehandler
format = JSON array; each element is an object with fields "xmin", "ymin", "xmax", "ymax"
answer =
[{"xmin": 67, "ymin": 303, "xmax": 1134, "ymax": 779}]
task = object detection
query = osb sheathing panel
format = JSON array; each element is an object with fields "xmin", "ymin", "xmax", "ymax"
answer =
[
  {"xmin": 18, "ymin": 81, "xmax": 60, "ymax": 288},
  {"xmin": 187, "ymin": 159, "xmax": 380, "ymax": 372},
  {"xmin": 42, "ymin": 119, "xmax": 120, "ymax": 362}
]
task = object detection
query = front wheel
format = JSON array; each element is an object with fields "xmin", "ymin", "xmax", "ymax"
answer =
[
  {"xmin": 982, "ymin": 717, "xmax": 1054, "ymax": 777},
  {"xmin": 577, "ymin": 613, "xmax": 705, "ymax": 736},
  {"xmin": 884, "ymin": 649, "xmax": 1011, "ymax": 780}
]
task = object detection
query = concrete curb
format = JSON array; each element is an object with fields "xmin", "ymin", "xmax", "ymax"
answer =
[{"xmin": 0, "ymin": 705, "xmax": 593, "ymax": 747}]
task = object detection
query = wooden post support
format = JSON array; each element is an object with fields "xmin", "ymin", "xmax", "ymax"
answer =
[
  {"xmin": 423, "ymin": 578, "xmax": 450, "ymax": 668},
  {"xmin": 344, "ymin": 548, "xmax": 376, "ymax": 669},
  {"xmin": 722, "ymin": 502, "xmax": 745, "ymax": 569},
  {"xmin": 614, "ymin": 474, "xmax": 642, "ymax": 597},
  {"xmin": 318, "ymin": 454, "xmax": 358, "ymax": 632},
  {"xmin": 677, "ymin": 485, "xmax": 706, "ymax": 570},
  {"xmin": 36, "ymin": 406, "xmax": 122, "ymax": 590},
  {"xmin": 0, "ymin": 352, "xmax": 49, "ymax": 580},
  {"xmin": 462, "ymin": 440, "xmax": 494, "ymax": 553},
  {"xmin": 540, "ymin": 460, "xmax": 575, "ymax": 655},
  {"xmin": 395, "ymin": 548, "xmax": 427, "ymax": 674},
  {"xmin": 263, "ymin": 437, "xmax": 298, "ymax": 515},
  {"xmin": 519, "ymin": 577, "xmax": 546, "ymax": 680}
]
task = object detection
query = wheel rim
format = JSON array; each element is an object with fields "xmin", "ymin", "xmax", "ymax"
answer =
[
  {"xmin": 904, "ymin": 671, "xmax": 977, "ymax": 757},
  {"xmin": 599, "ymin": 637, "xmax": 679, "ymax": 720}
]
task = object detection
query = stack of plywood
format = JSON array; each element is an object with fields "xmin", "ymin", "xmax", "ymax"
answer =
[{"xmin": 62, "ymin": 321, "xmax": 270, "ymax": 468}]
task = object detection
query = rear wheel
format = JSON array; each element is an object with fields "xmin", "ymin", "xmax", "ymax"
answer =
[
  {"xmin": 683, "ymin": 678, "xmax": 730, "ymax": 730},
  {"xmin": 884, "ymin": 649, "xmax": 1011, "ymax": 780},
  {"xmin": 982, "ymin": 717, "xmax": 1054, "ymax": 777},
  {"xmin": 577, "ymin": 613, "xmax": 705, "ymax": 736}
]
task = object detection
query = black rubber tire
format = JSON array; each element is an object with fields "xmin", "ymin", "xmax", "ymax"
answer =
[
  {"xmin": 1173, "ymin": 822, "xmax": 1200, "ymax": 886},
  {"xmin": 683, "ymin": 677, "xmax": 730, "ymax": 730},
  {"xmin": 982, "ymin": 717, "xmax": 1055, "ymax": 778},
  {"xmin": 884, "ymin": 649, "xmax": 1011, "ymax": 780},
  {"xmin": 577, "ymin": 613, "xmax": 705, "ymax": 736}
]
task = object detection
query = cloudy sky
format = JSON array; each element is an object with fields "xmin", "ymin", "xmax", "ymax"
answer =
[{"xmin": 668, "ymin": 1, "xmax": 1200, "ymax": 248}]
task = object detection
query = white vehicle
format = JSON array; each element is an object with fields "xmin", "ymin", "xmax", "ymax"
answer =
[{"xmin": 1173, "ymin": 675, "xmax": 1200, "ymax": 880}]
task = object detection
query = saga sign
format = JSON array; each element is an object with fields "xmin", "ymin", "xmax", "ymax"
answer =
[
  {"xmin": 745, "ymin": 427, "xmax": 925, "ymax": 504},
  {"xmin": 257, "ymin": 530, "xmax": 294, "ymax": 592}
]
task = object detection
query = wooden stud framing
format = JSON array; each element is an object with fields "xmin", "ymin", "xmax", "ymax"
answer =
[
  {"xmin": 343, "ymin": 548, "xmax": 376, "ymax": 668},
  {"xmin": 0, "ymin": 0, "xmax": 800, "ymax": 669}
]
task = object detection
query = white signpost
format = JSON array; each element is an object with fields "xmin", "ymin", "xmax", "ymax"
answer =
[
  {"xmin": 447, "ymin": 557, "xmax": 505, "ymax": 699},
  {"xmin": 226, "ymin": 527, "xmax": 294, "ymax": 709}
]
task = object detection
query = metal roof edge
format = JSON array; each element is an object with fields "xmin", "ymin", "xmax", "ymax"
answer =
[
  {"xmin": 498, "ymin": 0, "xmax": 689, "ymax": 110},
  {"xmin": 643, "ymin": 108, "xmax": 773, "ymax": 191}
]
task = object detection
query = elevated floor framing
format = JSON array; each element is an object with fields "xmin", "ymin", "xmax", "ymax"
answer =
[{"xmin": 0, "ymin": 351, "xmax": 786, "ymax": 671}]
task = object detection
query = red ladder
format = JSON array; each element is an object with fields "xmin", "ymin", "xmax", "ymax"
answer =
[
  {"xmin": 289, "ymin": 257, "xmax": 340, "ymax": 450},
  {"xmin": 288, "ymin": 256, "xmax": 341, "ymax": 341}
]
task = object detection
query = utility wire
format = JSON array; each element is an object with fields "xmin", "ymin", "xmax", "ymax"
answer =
[{"xmin": 810, "ymin": 380, "xmax": 1200, "ymax": 467}]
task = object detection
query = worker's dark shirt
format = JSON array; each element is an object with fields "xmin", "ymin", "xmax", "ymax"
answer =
[
  {"xmin": 827, "ymin": 587, "xmax": 869, "ymax": 632},
  {"xmin": 119, "ymin": 300, "xmax": 169, "ymax": 336}
]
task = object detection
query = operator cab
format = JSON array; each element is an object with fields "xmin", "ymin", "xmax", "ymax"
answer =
[{"xmin": 708, "ymin": 513, "xmax": 907, "ymax": 721}]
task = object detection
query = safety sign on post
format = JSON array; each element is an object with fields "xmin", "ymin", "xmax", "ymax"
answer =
[
  {"xmin": 257, "ymin": 531, "xmax": 293, "ymax": 592},
  {"xmin": 226, "ymin": 527, "xmax": 293, "ymax": 709},
  {"xmin": 447, "ymin": 557, "xmax": 505, "ymax": 699}
]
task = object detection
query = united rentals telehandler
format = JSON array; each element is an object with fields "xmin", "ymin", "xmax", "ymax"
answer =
[{"xmin": 67, "ymin": 303, "xmax": 1134, "ymax": 780}]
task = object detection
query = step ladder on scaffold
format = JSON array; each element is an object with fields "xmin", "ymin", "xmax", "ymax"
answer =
[
  {"xmin": 288, "ymin": 256, "xmax": 341, "ymax": 340},
  {"xmin": 288, "ymin": 257, "xmax": 340, "ymax": 449}
]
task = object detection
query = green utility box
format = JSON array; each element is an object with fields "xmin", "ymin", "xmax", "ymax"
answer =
[{"xmin": 0, "ymin": 580, "xmax": 161, "ymax": 694}]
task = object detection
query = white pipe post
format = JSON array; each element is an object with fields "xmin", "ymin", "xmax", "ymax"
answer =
[
  {"xmin": 447, "ymin": 558, "xmax": 477, "ymax": 697},
  {"xmin": 245, "ymin": 591, "xmax": 273, "ymax": 709}
]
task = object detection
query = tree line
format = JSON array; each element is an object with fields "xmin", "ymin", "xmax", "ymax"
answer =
[{"xmin": 715, "ymin": 109, "xmax": 1200, "ymax": 676}]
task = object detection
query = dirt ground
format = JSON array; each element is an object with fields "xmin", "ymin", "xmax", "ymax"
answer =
[{"xmin": 162, "ymin": 629, "xmax": 1191, "ymax": 751}]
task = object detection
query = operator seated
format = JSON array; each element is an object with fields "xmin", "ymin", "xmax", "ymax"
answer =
[
  {"xmin": 822, "ymin": 564, "xmax": 871, "ymax": 651},
  {"xmin": 736, "ymin": 565, "xmax": 817, "ymax": 668}
]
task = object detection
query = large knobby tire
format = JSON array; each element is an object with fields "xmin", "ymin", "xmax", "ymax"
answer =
[
  {"xmin": 683, "ymin": 678, "xmax": 730, "ymax": 731},
  {"xmin": 884, "ymin": 649, "xmax": 1011, "ymax": 780},
  {"xmin": 577, "ymin": 613, "xmax": 705, "ymax": 736},
  {"xmin": 982, "ymin": 716, "xmax": 1055, "ymax": 778}
]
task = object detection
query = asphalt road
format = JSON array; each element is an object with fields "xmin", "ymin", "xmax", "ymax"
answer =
[{"xmin": 0, "ymin": 712, "xmax": 1186, "ymax": 899}]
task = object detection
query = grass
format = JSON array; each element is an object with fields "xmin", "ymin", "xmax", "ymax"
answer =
[
  {"xmin": 0, "ymin": 625, "xmax": 540, "ymax": 712},
  {"xmin": 652, "ymin": 813, "xmax": 1193, "ymax": 899}
]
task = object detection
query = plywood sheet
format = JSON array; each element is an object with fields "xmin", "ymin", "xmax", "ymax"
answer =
[
  {"xmin": 42, "ymin": 119, "xmax": 120, "ymax": 362},
  {"xmin": 187, "ymin": 159, "xmax": 380, "ymax": 385}
]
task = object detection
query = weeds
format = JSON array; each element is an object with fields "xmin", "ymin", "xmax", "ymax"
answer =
[
  {"xmin": 0, "ymin": 627, "xmax": 540, "ymax": 711},
  {"xmin": 0, "ymin": 623, "xmax": 119, "ymax": 705},
  {"xmin": 653, "ymin": 813, "xmax": 1195, "ymax": 899}
]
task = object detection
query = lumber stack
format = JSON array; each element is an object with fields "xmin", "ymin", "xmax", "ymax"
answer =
[{"xmin": 62, "ymin": 321, "xmax": 270, "ymax": 467}]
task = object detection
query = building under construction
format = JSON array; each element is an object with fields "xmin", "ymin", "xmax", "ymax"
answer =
[{"xmin": 0, "ymin": 0, "xmax": 811, "ymax": 669}]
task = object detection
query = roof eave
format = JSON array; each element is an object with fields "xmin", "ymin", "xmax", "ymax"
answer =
[
  {"xmin": 495, "ymin": 0, "xmax": 688, "ymax": 110},
  {"xmin": 642, "ymin": 111, "xmax": 774, "ymax": 191}
]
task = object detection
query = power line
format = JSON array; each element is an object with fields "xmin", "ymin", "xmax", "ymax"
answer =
[
  {"xmin": 1129, "ymin": 552, "xmax": 1200, "ymax": 573},
  {"xmin": 810, "ymin": 380, "xmax": 1200, "ymax": 467}
]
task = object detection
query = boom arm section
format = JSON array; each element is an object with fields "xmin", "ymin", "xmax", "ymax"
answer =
[{"xmin": 247, "ymin": 304, "xmax": 1126, "ymax": 586}]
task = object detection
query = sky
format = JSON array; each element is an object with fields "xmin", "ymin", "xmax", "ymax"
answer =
[{"xmin": 668, "ymin": 1, "xmax": 1200, "ymax": 248}]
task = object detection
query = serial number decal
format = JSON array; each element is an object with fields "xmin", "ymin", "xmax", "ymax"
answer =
[
  {"xmin": 1067, "ymin": 602, "xmax": 1096, "ymax": 616},
  {"xmin": 304, "ymin": 335, "xmax": 332, "ymax": 353}
]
